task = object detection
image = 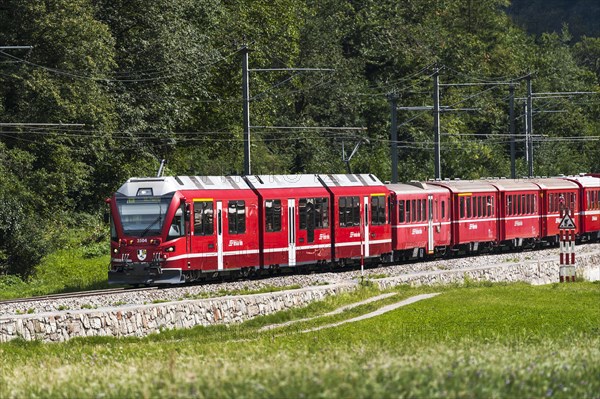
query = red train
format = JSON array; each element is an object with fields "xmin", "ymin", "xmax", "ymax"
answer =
[{"xmin": 107, "ymin": 174, "xmax": 600, "ymax": 285}]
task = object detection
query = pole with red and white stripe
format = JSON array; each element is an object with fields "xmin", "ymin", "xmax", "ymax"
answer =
[{"xmin": 559, "ymin": 208, "xmax": 576, "ymax": 283}]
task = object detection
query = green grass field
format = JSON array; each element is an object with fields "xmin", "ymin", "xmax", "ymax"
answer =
[{"xmin": 1, "ymin": 282, "xmax": 598, "ymax": 398}]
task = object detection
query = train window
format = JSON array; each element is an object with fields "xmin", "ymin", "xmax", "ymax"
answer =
[
  {"xmin": 399, "ymin": 200, "xmax": 405, "ymax": 223},
  {"xmin": 441, "ymin": 200, "xmax": 446, "ymax": 220},
  {"xmin": 587, "ymin": 192, "xmax": 591, "ymax": 209},
  {"xmin": 194, "ymin": 201, "xmax": 214, "ymax": 236},
  {"xmin": 167, "ymin": 209, "xmax": 185, "ymax": 241},
  {"xmin": 486, "ymin": 196, "xmax": 492, "ymax": 217},
  {"xmin": 339, "ymin": 197, "xmax": 346, "ymax": 226},
  {"xmin": 570, "ymin": 193, "xmax": 576, "ymax": 210},
  {"xmin": 315, "ymin": 197, "xmax": 329, "ymax": 228},
  {"xmin": 299, "ymin": 199, "xmax": 307, "ymax": 229},
  {"xmin": 460, "ymin": 197, "xmax": 465, "ymax": 219},
  {"xmin": 406, "ymin": 200, "xmax": 411, "ymax": 223},
  {"xmin": 265, "ymin": 200, "xmax": 282, "ymax": 232},
  {"xmin": 421, "ymin": 199, "xmax": 426, "ymax": 221},
  {"xmin": 411, "ymin": 199, "xmax": 417, "ymax": 222},
  {"xmin": 506, "ymin": 196, "xmax": 511, "ymax": 216},
  {"xmin": 548, "ymin": 193, "xmax": 554, "ymax": 213},
  {"xmin": 476, "ymin": 196, "xmax": 482, "ymax": 218},
  {"xmin": 228, "ymin": 200, "xmax": 246, "ymax": 234},
  {"xmin": 110, "ymin": 217, "xmax": 117, "ymax": 242},
  {"xmin": 371, "ymin": 196, "xmax": 386, "ymax": 225},
  {"xmin": 466, "ymin": 197, "xmax": 472, "ymax": 218},
  {"xmin": 417, "ymin": 199, "xmax": 422, "ymax": 221},
  {"xmin": 434, "ymin": 200, "xmax": 438, "ymax": 221},
  {"xmin": 339, "ymin": 196, "xmax": 360, "ymax": 227}
]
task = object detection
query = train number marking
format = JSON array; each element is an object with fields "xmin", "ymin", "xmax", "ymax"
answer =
[
  {"xmin": 411, "ymin": 228, "xmax": 423, "ymax": 235},
  {"xmin": 137, "ymin": 238, "xmax": 148, "ymax": 244},
  {"xmin": 468, "ymin": 224, "xmax": 478, "ymax": 230},
  {"xmin": 592, "ymin": 216, "xmax": 598, "ymax": 222},
  {"xmin": 514, "ymin": 221, "xmax": 523, "ymax": 227},
  {"xmin": 229, "ymin": 239, "xmax": 243, "ymax": 247}
]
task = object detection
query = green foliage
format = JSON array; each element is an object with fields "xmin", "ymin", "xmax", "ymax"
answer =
[{"xmin": 0, "ymin": 0, "xmax": 599, "ymax": 276}]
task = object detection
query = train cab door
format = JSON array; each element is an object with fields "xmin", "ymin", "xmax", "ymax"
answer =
[
  {"xmin": 287, "ymin": 199, "xmax": 296, "ymax": 266},
  {"xmin": 427, "ymin": 195, "xmax": 434, "ymax": 254},
  {"xmin": 363, "ymin": 196, "xmax": 370, "ymax": 258},
  {"xmin": 216, "ymin": 201, "xmax": 224, "ymax": 270}
]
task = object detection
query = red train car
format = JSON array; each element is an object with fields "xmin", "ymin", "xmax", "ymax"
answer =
[
  {"xmin": 529, "ymin": 178, "xmax": 579, "ymax": 243},
  {"xmin": 245, "ymin": 174, "xmax": 332, "ymax": 267},
  {"xmin": 487, "ymin": 179, "xmax": 541, "ymax": 248},
  {"xmin": 387, "ymin": 182, "xmax": 451, "ymax": 259},
  {"xmin": 318, "ymin": 174, "xmax": 392, "ymax": 265},
  {"xmin": 430, "ymin": 180, "xmax": 499, "ymax": 252},
  {"xmin": 562, "ymin": 175, "xmax": 600, "ymax": 241},
  {"xmin": 108, "ymin": 176, "xmax": 260, "ymax": 285}
]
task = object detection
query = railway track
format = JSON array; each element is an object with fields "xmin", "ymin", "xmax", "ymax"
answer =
[
  {"xmin": 0, "ymin": 286, "xmax": 158, "ymax": 306},
  {"xmin": 1, "ymin": 242, "xmax": 598, "ymax": 313}
]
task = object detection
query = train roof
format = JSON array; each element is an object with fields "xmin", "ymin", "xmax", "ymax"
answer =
[
  {"xmin": 245, "ymin": 174, "xmax": 324, "ymax": 189},
  {"xmin": 386, "ymin": 181, "xmax": 449, "ymax": 195},
  {"xmin": 484, "ymin": 179, "xmax": 540, "ymax": 191},
  {"xmin": 428, "ymin": 179, "xmax": 497, "ymax": 193},
  {"xmin": 116, "ymin": 176, "xmax": 251, "ymax": 197},
  {"xmin": 527, "ymin": 178, "xmax": 579, "ymax": 190},
  {"xmin": 317, "ymin": 174, "xmax": 384, "ymax": 187},
  {"xmin": 561, "ymin": 175, "xmax": 600, "ymax": 189}
]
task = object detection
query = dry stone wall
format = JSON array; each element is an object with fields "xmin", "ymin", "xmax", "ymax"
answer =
[{"xmin": 1, "ymin": 252, "xmax": 598, "ymax": 343}]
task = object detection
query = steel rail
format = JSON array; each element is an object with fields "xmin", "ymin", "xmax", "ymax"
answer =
[{"xmin": 0, "ymin": 286, "xmax": 158, "ymax": 306}]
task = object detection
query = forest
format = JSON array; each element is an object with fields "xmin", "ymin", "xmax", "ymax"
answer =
[{"xmin": 0, "ymin": 0, "xmax": 599, "ymax": 277}]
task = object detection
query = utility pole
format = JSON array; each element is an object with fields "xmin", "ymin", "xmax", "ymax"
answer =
[
  {"xmin": 389, "ymin": 93, "xmax": 399, "ymax": 183},
  {"xmin": 509, "ymin": 84, "xmax": 516, "ymax": 179},
  {"xmin": 526, "ymin": 75, "xmax": 534, "ymax": 177},
  {"xmin": 240, "ymin": 46, "xmax": 333, "ymax": 176},
  {"xmin": 241, "ymin": 46, "xmax": 251, "ymax": 176},
  {"xmin": 524, "ymin": 101, "xmax": 529, "ymax": 176},
  {"xmin": 433, "ymin": 67, "xmax": 441, "ymax": 180}
]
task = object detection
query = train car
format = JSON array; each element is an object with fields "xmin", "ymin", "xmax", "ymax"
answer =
[
  {"xmin": 561, "ymin": 175, "xmax": 600, "ymax": 241},
  {"xmin": 244, "ymin": 174, "xmax": 332, "ymax": 267},
  {"xmin": 317, "ymin": 174, "xmax": 392, "ymax": 265},
  {"xmin": 108, "ymin": 176, "xmax": 260, "ymax": 285},
  {"xmin": 387, "ymin": 181, "xmax": 451, "ymax": 259},
  {"xmin": 487, "ymin": 179, "xmax": 541, "ymax": 248},
  {"xmin": 429, "ymin": 179, "xmax": 499, "ymax": 252},
  {"xmin": 529, "ymin": 178, "xmax": 580, "ymax": 242}
]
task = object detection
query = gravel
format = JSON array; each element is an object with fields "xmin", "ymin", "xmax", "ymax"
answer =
[{"xmin": 2, "ymin": 243, "xmax": 598, "ymax": 317}]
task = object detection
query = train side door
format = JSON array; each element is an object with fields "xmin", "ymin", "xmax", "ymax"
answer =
[
  {"xmin": 363, "ymin": 196, "xmax": 370, "ymax": 258},
  {"xmin": 216, "ymin": 201, "xmax": 224, "ymax": 270},
  {"xmin": 427, "ymin": 195, "xmax": 434, "ymax": 254},
  {"xmin": 287, "ymin": 199, "xmax": 296, "ymax": 266}
]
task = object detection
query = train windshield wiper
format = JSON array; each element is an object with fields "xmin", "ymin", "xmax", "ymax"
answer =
[{"xmin": 140, "ymin": 215, "xmax": 162, "ymax": 237}]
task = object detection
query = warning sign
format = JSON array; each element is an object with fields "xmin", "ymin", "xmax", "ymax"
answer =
[{"xmin": 559, "ymin": 213, "xmax": 576, "ymax": 230}]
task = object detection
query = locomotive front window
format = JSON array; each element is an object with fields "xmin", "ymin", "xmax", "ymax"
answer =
[{"xmin": 116, "ymin": 195, "xmax": 173, "ymax": 237}]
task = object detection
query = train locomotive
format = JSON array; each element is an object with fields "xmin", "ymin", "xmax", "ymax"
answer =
[{"xmin": 107, "ymin": 173, "xmax": 600, "ymax": 285}]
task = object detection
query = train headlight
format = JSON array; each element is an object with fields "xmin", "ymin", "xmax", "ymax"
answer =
[
  {"xmin": 165, "ymin": 246, "xmax": 176, "ymax": 253},
  {"xmin": 113, "ymin": 248, "xmax": 119, "ymax": 254}
]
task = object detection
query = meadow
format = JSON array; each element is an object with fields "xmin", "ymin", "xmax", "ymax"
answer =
[{"xmin": 0, "ymin": 282, "xmax": 598, "ymax": 398}]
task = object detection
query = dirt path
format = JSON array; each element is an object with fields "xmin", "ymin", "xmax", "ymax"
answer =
[{"xmin": 298, "ymin": 292, "xmax": 441, "ymax": 333}]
